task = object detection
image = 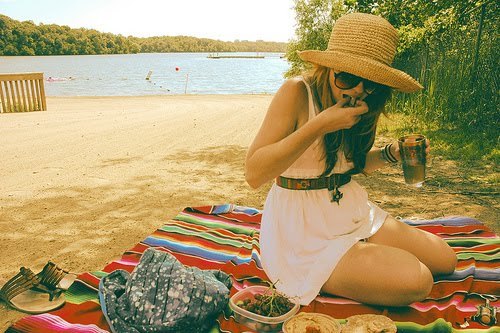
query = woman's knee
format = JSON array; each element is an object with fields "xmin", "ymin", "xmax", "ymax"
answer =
[
  {"xmin": 439, "ymin": 244, "xmax": 457, "ymax": 275},
  {"xmin": 402, "ymin": 262, "xmax": 434, "ymax": 305}
]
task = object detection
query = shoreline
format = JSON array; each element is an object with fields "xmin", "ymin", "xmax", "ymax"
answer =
[{"xmin": 44, "ymin": 93, "xmax": 274, "ymax": 98}]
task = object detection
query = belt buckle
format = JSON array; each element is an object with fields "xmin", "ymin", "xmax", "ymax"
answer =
[
  {"xmin": 298, "ymin": 179, "xmax": 310, "ymax": 190},
  {"xmin": 328, "ymin": 175, "xmax": 343, "ymax": 204}
]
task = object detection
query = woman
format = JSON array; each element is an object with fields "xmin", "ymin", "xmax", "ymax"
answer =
[{"xmin": 245, "ymin": 13, "xmax": 457, "ymax": 306}]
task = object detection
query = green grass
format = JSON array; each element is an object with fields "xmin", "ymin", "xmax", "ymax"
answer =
[{"xmin": 377, "ymin": 111, "xmax": 499, "ymax": 181}]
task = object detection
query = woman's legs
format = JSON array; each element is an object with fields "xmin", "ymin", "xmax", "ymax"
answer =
[
  {"xmin": 321, "ymin": 215, "xmax": 457, "ymax": 306},
  {"xmin": 321, "ymin": 241, "xmax": 434, "ymax": 306},
  {"xmin": 367, "ymin": 215, "xmax": 457, "ymax": 275}
]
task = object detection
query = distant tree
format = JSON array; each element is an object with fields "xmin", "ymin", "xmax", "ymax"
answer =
[
  {"xmin": 3, "ymin": 44, "xmax": 18, "ymax": 55},
  {"xmin": 284, "ymin": 0, "xmax": 346, "ymax": 77},
  {"xmin": 0, "ymin": 14, "xmax": 287, "ymax": 56}
]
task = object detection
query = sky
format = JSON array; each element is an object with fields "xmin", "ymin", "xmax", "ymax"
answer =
[{"xmin": 0, "ymin": 0, "xmax": 297, "ymax": 42}]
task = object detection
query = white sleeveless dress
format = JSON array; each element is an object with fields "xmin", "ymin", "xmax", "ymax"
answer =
[{"xmin": 259, "ymin": 79, "xmax": 388, "ymax": 305}]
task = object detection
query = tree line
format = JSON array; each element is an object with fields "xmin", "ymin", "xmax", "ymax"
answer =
[{"xmin": 0, "ymin": 14, "xmax": 287, "ymax": 56}]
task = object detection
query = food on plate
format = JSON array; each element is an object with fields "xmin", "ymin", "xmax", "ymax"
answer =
[
  {"xmin": 283, "ymin": 312, "xmax": 341, "ymax": 333},
  {"xmin": 236, "ymin": 286, "xmax": 295, "ymax": 317},
  {"xmin": 342, "ymin": 314, "xmax": 397, "ymax": 333}
]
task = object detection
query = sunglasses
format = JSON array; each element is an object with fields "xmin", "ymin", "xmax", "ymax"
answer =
[{"xmin": 334, "ymin": 72, "xmax": 384, "ymax": 94}]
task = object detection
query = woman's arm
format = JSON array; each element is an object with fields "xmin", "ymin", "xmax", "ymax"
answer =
[
  {"xmin": 245, "ymin": 79, "xmax": 369, "ymax": 189},
  {"xmin": 363, "ymin": 144, "xmax": 398, "ymax": 174}
]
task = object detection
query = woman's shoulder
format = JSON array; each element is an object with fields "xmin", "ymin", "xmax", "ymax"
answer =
[
  {"xmin": 283, "ymin": 76, "xmax": 307, "ymax": 87},
  {"xmin": 269, "ymin": 77, "xmax": 310, "ymax": 123},
  {"xmin": 276, "ymin": 77, "xmax": 309, "ymax": 101}
]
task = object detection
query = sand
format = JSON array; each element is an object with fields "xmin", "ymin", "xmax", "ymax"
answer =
[
  {"xmin": 1, "ymin": 95, "xmax": 497, "ymax": 330},
  {"xmin": 0, "ymin": 95, "xmax": 274, "ymax": 328}
]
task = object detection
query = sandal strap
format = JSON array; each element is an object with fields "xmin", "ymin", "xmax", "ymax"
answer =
[
  {"xmin": 0, "ymin": 267, "xmax": 40, "ymax": 302},
  {"xmin": 37, "ymin": 261, "xmax": 69, "ymax": 289},
  {"xmin": 32, "ymin": 284, "xmax": 64, "ymax": 301}
]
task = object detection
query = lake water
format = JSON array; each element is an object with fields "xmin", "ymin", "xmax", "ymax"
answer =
[{"xmin": 0, "ymin": 53, "xmax": 289, "ymax": 96}]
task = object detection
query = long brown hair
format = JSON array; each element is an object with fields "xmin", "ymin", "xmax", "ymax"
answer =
[{"xmin": 304, "ymin": 66, "xmax": 392, "ymax": 175}]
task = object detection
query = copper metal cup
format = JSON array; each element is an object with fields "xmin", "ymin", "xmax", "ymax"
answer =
[{"xmin": 398, "ymin": 134, "xmax": 426, "ymax": 187}]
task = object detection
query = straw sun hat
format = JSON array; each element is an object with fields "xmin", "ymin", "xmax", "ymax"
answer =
[{"xmin": 298, "ymin": 12, "xmax": 423, "ymax": 93}]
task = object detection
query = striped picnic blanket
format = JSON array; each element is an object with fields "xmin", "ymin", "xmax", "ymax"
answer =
[{"xmin": 7, "ymin": 204, "xmax": 500, "ymax": 332}]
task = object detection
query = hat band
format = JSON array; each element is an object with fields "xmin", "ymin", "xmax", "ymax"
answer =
[{"xmin": 328, "ymin": 46, "xmax": 392, "ymax": 66}]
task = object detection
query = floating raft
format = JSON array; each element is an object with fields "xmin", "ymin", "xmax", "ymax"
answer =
[{"xmin": 207, "ymin": 54, "xmax": 265, "ymax": 59}]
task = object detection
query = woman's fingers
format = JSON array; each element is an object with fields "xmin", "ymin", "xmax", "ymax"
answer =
[
  {"xmin": 392, "ymin": 141, "xmax": 401, "ymax": 161},
  {"xmin": 335, "ymin": 96, "xmax": 351, "ymax": 107},
  {"xmin": 425, "ymin": 138, "xmax": 431, "ymax": 157},
  {"xmin": 321, "ymin": 98, "xmax": 370, "ymax": 132},
  {"xmin": 350, "ymin": 103, "xmax": 369, "ymax": 116}
]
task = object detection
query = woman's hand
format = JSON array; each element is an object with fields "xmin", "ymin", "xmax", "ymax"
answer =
[
  {"xmin": 315, "ymin": 97, "xmax": 369, "ymax": 134},
  {"xmin": 391, "ymin": 138, "xmax": 431, "ymax": 161}
]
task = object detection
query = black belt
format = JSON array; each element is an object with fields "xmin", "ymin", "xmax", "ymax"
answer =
[{"xmin": 276, "ymin": 174, "xmax": 351, "ymax": 204}]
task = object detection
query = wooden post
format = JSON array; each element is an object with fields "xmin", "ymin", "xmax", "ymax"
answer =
[
  {"xmin": 38, "ymin": 76, "xmax": 47, "ymax": 111},
  {"xmin": 0, "ymin": 82, "xmax": 5, "ymax": 113},
  {"xmin": 184, "ymin": 73, "xmax": 189, "ymax": 94}
]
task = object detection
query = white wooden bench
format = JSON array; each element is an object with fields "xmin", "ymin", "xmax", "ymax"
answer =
[{"xmin": 0, "ymin": 72, "xmax": 47, "ymax": 113}]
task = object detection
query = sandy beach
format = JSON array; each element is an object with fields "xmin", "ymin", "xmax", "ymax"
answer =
[
  {"xmin": 0, "ymin": 95, "xmax": 275, "ymax": 328},
  {"xmin": 1, "ymin": 95, "xmax": 497, "ymax": 330}
]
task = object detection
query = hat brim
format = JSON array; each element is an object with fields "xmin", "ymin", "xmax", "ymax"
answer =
[{"xmin": 298, "ymin": 50, "xmax": 423, "ymax": 93}]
